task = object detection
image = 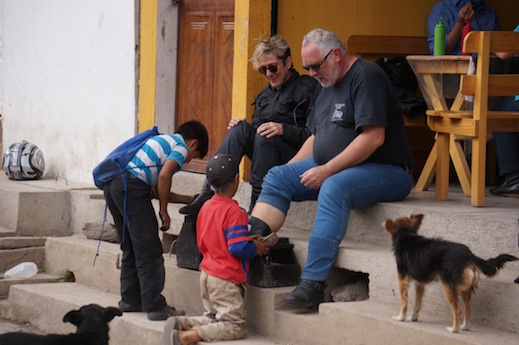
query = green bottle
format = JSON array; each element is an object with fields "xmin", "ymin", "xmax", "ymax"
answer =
[{"xmin": 434, "ymin": 18, "xmax": 446, "ymax": 56}]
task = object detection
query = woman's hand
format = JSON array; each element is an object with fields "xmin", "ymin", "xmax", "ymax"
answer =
[
  {"xmin": 227, "ymin": 118, "xmax": 241, "ymax": 130},
  {"xmin": 257, "ymin": 122, "xmax": 283, "ymax": 138}
]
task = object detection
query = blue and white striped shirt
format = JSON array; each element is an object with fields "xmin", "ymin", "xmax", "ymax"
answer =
[{"xmin": 126, "ymin": 134, "xmax": 188, "ymax": 186}]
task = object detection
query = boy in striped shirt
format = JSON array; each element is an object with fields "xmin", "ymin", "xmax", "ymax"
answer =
[{"xmin": 103, "ymin": 120, "xmax": 208, "ymax": 321}]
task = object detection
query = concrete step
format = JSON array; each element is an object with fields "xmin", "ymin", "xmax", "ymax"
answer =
[
  {"xmin": 166, "ymin": 172, "xmax": 519, "ymax": 260},
  {"xmin": 0, "ymin": 176, "xmax": 72, "ymax": 236},
  {"xmin": 0, "ymin": 273, "xmax": 62, "ymax": 299},
  {"xmin": 1, "ymin": 283, "xmax": 284, "ymax": 345},
  {"xmin": 0, "ymin": 173, "xmax": 105, "ymax": 236},
  {"xmin": 2, "ymin": 171, "xmax": 519, "ymax": 343},
  {"xmin": 0, "ymin": 226, "xmax": 16, "ymax": 238},
  {"xmin": 3, "ymin": 279, "xmax": 518, "ymax": 345},
  {"xmin": 0, "ymin": 237, "xmax": 47, "ymax": 273},
  {"xmin": 2, "ymin": 170, "xmax": 518, "ymax": 260},
  {"xmin": 42, "ymin": 235, "xmax": 519, "ymax": 334},
  {"xmin": 0, "ymin": 237, "xmax": 47, "ymax": 249}
]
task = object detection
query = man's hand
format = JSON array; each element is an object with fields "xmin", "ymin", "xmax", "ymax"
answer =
[
  {"xmin": 257, "ymin": 122, "xmax": 283, "ymax": 138},
  {"xmin": 458, "ymin": 2, "xmax": 475, "ymax": 24},
  {"xmin": 227, "ymin": 118, "xmax": 242, "ymax": 130},
  {"xmin": 300, "ymin": 164, "xmax": 333, "ymax": 190}
]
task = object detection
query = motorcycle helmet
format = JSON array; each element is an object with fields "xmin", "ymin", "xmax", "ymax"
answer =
[{"xmin": 3, "ymin": 140, "xmax": 45, "ymax": 180}]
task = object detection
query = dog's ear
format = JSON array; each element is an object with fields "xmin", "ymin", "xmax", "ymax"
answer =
[
  {"xmin": 382, "ymin": 219, "xmax": 396, "ymax": 235},
  {"xmin": 410, "ymin": 214, "xmax": 424, "ymax": 231},
  {"xmin": 63, "ymin": 309, "xmax": 84, "ymax": 326},
  {"xmin": 102, "ymin": 307, "xmax": 123, "ymax": 322}
]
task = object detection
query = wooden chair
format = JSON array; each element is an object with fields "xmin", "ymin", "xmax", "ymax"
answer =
[{"xmin": 427, "ymin": 31, "xmax": 519, "ymax": 206}]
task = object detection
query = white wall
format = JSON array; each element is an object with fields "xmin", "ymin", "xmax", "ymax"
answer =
[
  {"xmin": 1, "ymin": 0, "xmax": 137, "ymax": 184},
  {"xmin": 156, "ymin": 0, "xmax": 179, "ymax": 134}
]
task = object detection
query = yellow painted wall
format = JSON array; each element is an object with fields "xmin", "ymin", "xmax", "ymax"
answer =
[
  {"xmin": 138, "ymin": 0, "xmax": 158, "ymax": 133},
  {"xmin": 276, "ymin": 0, "xmax": 519, "ymax": 71},
  {"xmin": 233, "ymin": 0, "xmax": 272, "ymax": 179}
]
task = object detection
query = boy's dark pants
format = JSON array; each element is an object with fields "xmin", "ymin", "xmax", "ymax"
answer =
[{"xmin": 104, "ymin": 172, "xmax": 167, "ymax": 312}]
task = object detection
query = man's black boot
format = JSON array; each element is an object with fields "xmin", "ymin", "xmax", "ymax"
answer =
[
  {"xmin": 284, "ymin": 279, "xmax": 326, "ymax": 308},
  {"xmin": 248, "ymin": 215, "xmax": 271, "ymax": 236},
  {"xmin": 490, "ymin": 171, "xmax": 519, "ymax": 197},
  {"xmin": 179, "ymin": 183, "xmax": 214, "ymax": 215}
]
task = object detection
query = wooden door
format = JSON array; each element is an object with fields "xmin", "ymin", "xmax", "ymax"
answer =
[{"xmin": 177, "ymin": 0, "xmax": 234, "ymax": 173}]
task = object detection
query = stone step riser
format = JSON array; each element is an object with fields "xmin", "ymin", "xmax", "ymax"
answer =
[
  {"xmin": 3, "ymin": 284, "xmax": 280, "ymax": 345},
  {"xmin": 0, "ymin": 273, "xmax": 61, "ymax": 299},
  {"xmin": 5, "ymin": 282, "xmax": 517, "ymax": 345},
  {"xmin": 2, "ymin": 171, "xmax": 518, "ymax": 258},
  {"xmin": 43, "ymin": 236, "xmax": 519, "ymax": 334},
  {"xmin": 0, "ymin": 247, "xmax": 45, "ymax": 273},
  {"xmin": 0, "ymin": 189, "xmax": 71, "ymax": 236}
]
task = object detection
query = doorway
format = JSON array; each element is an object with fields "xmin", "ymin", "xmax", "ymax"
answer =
[{"xmin": 176, "ymin": 0, "xmax": 235, "ymax": 173}]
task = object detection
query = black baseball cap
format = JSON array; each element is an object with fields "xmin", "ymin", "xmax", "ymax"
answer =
[{"xmin": 206, "ymin": 154, "xmax": 239, "ymax": 190}]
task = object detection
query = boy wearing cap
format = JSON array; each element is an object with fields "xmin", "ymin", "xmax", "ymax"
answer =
[{"xmin": 161, "ymin": 154, "xmax": 272, "ymax": 345}]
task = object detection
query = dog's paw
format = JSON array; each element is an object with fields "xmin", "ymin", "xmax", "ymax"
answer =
[
  {"xmin": 461, "ymin": 321, "xmax": 470, "ymax": 331},
  {"xmin": 446, "ymin": 326, "xmax": 459, "ymax": 333},
  {"xmin": 408, "ymin": 315, "xmax": 419, "ymax": 322},
  {"xmin": 392, "ymin": 314, "xmax": 405, "ymax": 321}
]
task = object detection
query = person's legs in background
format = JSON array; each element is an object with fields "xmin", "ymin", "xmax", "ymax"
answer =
[{"xmin": 490, "ymin": 97, "xmax": 519, "ymax": 197}]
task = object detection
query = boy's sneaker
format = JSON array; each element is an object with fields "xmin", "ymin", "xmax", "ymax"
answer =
[
  {"xmin": 118, "ymin": 300, "xmax": 142, "ymax": 312},
  {"xmin": 148, "ymin": 306, "xmax": 185, "ymax": 321},
  {"xmin": 160, "ymin": 317, "xmax": 180, "ymax": 345}
]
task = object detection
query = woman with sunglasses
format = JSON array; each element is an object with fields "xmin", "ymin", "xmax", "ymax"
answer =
[{"xmin": 180, "ymin": 35, "xmax": 317, "ymax": 215}]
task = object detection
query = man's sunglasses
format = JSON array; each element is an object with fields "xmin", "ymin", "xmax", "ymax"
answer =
[
  {"xmin": 258, "ymin": 64, "xmax": 278, "ymax": 75},
  {"xmin": 302, "ymin": 49, "xmax": 333, "ymax": 71}
]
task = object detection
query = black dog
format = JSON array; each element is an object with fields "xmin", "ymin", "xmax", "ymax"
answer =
[
  {"xmin": 383, "ymin": 214, "xmax": 518, "ymax": 333},
  {"xmin": 0, "ymin": 304, "xmax": 122, "ymax": 345}
]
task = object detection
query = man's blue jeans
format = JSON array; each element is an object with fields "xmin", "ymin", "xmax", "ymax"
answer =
[{"xmin": 257, "ymin": 158, "xmax": 414, "ymax": 282}]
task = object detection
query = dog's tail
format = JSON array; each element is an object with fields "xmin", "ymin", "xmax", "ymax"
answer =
[{"xmin": 474, "ymin": 254, "xmax": 518, "ymax": 277}]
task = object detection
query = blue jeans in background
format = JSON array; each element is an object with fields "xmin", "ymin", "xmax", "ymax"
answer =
[{"xmin": 492, "ymin": 96, "xmax": 519, "ymax": 176}]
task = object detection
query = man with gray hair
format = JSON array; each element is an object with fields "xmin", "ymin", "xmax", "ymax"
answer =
[{"xmin": 248, "ymin": 28, "xmax": 414, "ymax": 308}]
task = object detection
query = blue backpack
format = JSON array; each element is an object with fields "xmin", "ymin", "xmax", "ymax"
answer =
[
  {"xmin": 93, "ymin": 126, "xmax": 160, "ymax": 189},
  {"xmin": 91, "ymin": 126, "xmax": 160, "ymax": 264}
]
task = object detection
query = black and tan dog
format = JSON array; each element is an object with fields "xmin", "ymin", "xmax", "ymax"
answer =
[
  {"xmin": 383, "ymin": 213, "xmax": 517, "ymax": 333},
  {"xmin": 0, "ymin": 304, "xmax": 122, "ymax": 345}
]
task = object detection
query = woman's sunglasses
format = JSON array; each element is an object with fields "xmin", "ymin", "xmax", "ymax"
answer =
[{"xmin": 258, "ymin": 64, "xmax": 278, "ymax": 75}]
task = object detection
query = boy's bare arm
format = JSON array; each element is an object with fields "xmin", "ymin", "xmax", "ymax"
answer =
[
  {"xmin": 167, "ymin": 193, "xmax": 195, "ymax": 204},
  {"xmin": 157, "ymin": 160, "xmax": 179, "ymax": 230}
]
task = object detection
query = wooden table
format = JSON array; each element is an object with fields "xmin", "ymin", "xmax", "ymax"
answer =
[{"xmin": 406, "ymin": 55, "xmax": 472, "ymax": 199}]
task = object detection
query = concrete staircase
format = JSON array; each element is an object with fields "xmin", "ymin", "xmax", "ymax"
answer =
[{"xmin": 0, "ymin": 172, "xmax": 518, "ymax": 344}]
